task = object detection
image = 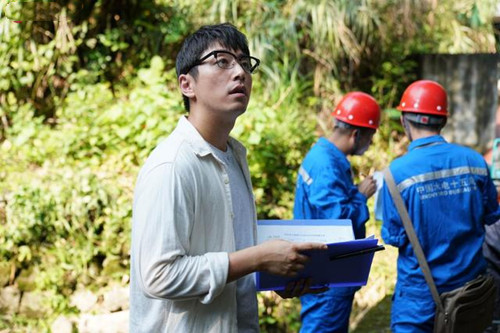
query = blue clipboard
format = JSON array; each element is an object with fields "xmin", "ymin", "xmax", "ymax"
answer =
[{"xmin": 256, "ymin": 238, "xmax": 384, "ymax": 291}]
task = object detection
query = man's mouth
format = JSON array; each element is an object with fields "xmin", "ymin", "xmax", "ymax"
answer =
[{"xmin": 229, "ymin": 86, "xmax": 247, "ymax": 96}]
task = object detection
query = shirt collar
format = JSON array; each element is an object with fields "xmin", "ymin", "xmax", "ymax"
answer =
[
  {"xmin": 176, "ymin": 116, "xmax": 247, "ymax": 159},
  {"xmin": 408, "ymin": 135, "xmax": 447, "ymax": 152}
]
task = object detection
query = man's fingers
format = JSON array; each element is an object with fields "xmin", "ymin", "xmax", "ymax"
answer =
[
  {"xmin": 293, "ymin": 279, "xmax": 305, "ymax": 295},
  {"xmin": 295, "ymin": 242, "xmax": 328, "ymax": 251},
  {"xmin": 306, "ymin": 286, "xmax": 329, "ymax": 295},
  {"xmin": 284, "ymin": 280, "xmax": 295, "ymax": 293},
  {"xmin": 298, "ymin": 278, "xmax": 312, "ymax": 296},
  {"xmin": 301, "ymin": 278, "xmax": 328, "ymax": 295},
  {"xmin": 294, "ymin": 263, "xmax": 305, "ymax": 273},
  {"xmin": 295, "ymin": 253, "xmax": 310, "ymax": 263},
  {"xmin": 290, "ymin": 278, "xmax": 307, "ymax": 297},
  {"xmin": 281, "ymin": 279, "xmax": 299, "ymax": 298},
  {"xmin": 276, "ymin": 279, "xmax": 329, "ymax": 299}
]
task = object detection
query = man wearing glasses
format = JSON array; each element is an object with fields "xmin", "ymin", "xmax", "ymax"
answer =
[{"xmin": 130, "ymin": 23, "xmax": 328, "ymax": 332}]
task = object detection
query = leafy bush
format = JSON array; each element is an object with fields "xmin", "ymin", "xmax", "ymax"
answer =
[
  {"xmin": 0, "ymin": 52, "xmax": 318, "ymax": 327},
  {"xmin": 234, "ymin": 59, "xmax": 318, "ymax": 219},
  {"xmin": 0, "ymin": 57, "xmax": 183, "ymax": 318}
]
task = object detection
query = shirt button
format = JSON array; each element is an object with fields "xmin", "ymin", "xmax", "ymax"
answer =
[{"xmin": 224, "ymin": 178, "xmax": 229, "ymax": 184}]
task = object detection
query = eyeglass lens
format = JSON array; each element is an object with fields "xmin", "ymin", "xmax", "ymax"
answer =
[{"xmin": 214, "ymin": 52, "xmax": 258, "ymax": 73}]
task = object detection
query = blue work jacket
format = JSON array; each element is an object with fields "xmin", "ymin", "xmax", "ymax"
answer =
[
  {"xmin": 294, "ymin": 137, "xmax": 370, "ymax": 332},
  {"xmin": 294, "ymin": 137, "xmax": 369, "ymax": 239},
  {"xmin": 382, "ymin": 135, "xmax": 500, "ymax": 293}
]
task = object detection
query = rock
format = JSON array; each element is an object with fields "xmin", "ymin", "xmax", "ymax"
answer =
[
  {"xmin": 18, "ymin": 291, "xmax": 52, "ymax": 317},
  {"xmin": 0, "ymin": 286, "xmax": 20, "ymax": 314},
  {"xmin": 70, "ymin": 289, "xmax": 98, "ymax": 313},
  {"xmin": 50, "ymin": 315, "xmax": 75, "ymax": 333},
  {"xmin": 0, "ymin": 262, "xmax": 12, "ymax": 287},
  {"xmin": 76, "ymin": 310, "xmax": 129, "ymax": 333},
  {"xmin": 101, "ymin": 284, "xmax": 129, "ymax": 312}
]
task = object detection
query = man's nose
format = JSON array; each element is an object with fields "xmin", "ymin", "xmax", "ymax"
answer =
[{"xmin": 232, "ymin": 60, "xmax": 247, "ymax": 78}]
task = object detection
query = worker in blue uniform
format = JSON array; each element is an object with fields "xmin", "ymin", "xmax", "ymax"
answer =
[
  {"xmin": 294, "ymin": 92, "xmax": 381, "ymax": 333},
  {"xmin": 381, "ymin": 80, "xmax": 500, "ymax": 332}
]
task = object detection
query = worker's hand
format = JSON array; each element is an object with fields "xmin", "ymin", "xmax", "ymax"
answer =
[
  {"xmin": 275, "ymin": 278, "xmax": 329, "ymax": 299},
  {"xmin": 357, "ymin": 175, "xmax": 377, "ymax": 198},
  {"xmin": 256, "ymin": 240, "xmax": 328, "ymax": 277}
]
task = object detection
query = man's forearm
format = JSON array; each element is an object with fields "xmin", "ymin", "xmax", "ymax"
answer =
[{"xmin": 227, "ymin": 246, "xmax": 261, "ymax": 283}]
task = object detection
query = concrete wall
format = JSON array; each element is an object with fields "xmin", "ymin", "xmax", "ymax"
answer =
[{"xmin": 418, "ymin": 53, "xmax": 499, "ymax": 154}]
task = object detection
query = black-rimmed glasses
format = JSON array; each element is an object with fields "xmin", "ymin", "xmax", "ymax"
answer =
[{"xmin": 186, "ymin": 50, "xmax": 260, "ymax": 74}]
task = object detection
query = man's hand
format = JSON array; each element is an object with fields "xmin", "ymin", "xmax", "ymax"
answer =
[
  {"xmin": 276, "ymin": 278, "xmax": 329, "ymax": 299},
  {"xmin": 357, "ymin": 175, "xmax": 376, "ymax": 198},
  {"xmin": 227, "ymin": 239, "xmax": 327, "ymax": 283},
  {"xmin": 256, "ymin": 239, "xmax": 328, "ymax": 276}
]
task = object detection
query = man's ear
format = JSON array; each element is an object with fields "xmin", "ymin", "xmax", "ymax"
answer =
[
  {"xmin": 441, "ymin": 117, "xmax": 447, "ymax": 128},
  {"xmin": 350, "ymin": 128, "xmax": 359, "ymax": 140},
  {"xmin": 400, "ymin": 115, "xmax": 413, "ymax": 140},
  {"xmin": 346, "ymin": 128, "xmax": 358, "ymax": 149},
  {"xmin": 178, "ymin": 74, "xmax": 195, "ymax": 98}
]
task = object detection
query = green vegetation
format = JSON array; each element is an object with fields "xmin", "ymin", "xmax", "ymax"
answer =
[{"xmin": 0, "ymin": 0, "xmax": 497, "ymax": 331}]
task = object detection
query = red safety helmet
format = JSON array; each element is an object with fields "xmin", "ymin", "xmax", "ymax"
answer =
[
  {"xmin": 332, "ymin": 92, "xmax": 380, "ymax": 129},
  {"xmin": 397, "ymin": 80, "xmax": 448, "ymax": 117}
]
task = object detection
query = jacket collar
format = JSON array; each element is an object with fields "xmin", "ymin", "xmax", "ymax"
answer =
[
  {"xmin": 317, "ymin": 137, "xmax": 349, "ymax": 164},
  {"xmin": 408, "ymin": 135, "xmax": 447, "ymax": 152}
]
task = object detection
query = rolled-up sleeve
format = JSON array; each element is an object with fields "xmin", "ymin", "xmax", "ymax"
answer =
[{"xmin": 132, "ymin": 161, "xmax": 229, "ymax": 304}]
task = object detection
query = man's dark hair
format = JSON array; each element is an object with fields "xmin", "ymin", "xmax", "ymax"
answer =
[
  {"xmin": 334, "ymin": 120, "xmax": 375, "ymax": 137},
  {"xmin": 176, "ymin": 23, "xmax": 250, "ymax": 111}
]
